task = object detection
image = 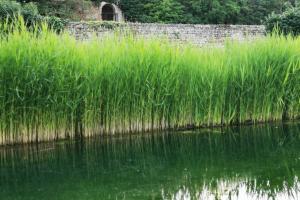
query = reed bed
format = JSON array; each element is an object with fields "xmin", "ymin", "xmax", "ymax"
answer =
[{"xmin": 0, "ymin": 21, "xmax": 299, "ymax": 145}]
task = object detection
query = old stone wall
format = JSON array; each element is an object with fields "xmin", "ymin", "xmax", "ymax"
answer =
[{"xmin": 67, "ymin": 22, "xmax": 266, "ymax": 46}]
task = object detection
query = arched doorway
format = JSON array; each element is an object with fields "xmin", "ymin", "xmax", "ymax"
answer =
[{"xmin": 101, "ymin": 4, "xmax": 115, "ymax": 21}]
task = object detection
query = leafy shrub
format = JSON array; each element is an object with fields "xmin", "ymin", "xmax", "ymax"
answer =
[
  {"xmin": 22, "ymin": 2, "xmax": 39, "ymax": 15},
  {"xmin": 265, "ymin": 7, "xmax": 300, "ymax": 36},
  {"xmin": 35, "ymin": 0, "xmax": 93, "ymax": 20},
  {"xmin": 0, "ymin": 0, "xmax": 21, "ymax": 20},
  {"xmin": 0, "ymin": 0, "xmax": 66, "ymax": 33},
  {"xmin": 44, "ymin": 16, "xmax": 67, "ymax": 33},
  {"xmin": 21, "ymin": 3, "xmax": 43, "ymax": 27}
]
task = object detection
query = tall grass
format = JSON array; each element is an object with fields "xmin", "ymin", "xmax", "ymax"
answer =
[{"xmin": 0, "ymin": 20, "xmax": 299, "ymax": 145}]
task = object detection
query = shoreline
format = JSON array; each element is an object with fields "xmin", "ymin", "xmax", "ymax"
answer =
[{"xmin": 1, "ymin": 119, "xmax": 299, "ymax": 147}]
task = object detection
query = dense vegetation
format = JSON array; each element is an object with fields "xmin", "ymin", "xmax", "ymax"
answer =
[
  {"xmin": 15, "ymin": 0, "xmax": 299, "ymax": 24},
  {"xmin": 118, "ymin": 0, "xmax": 299, "ymax": 24},
  {"xmin": 265, "ymin": 6, "xmax": 300, "ymax": 36},
  {"xmin": 0, "ymin": 0, "xmax": 66, "ymax": 32},
  {"xmin": 0, "ymin": 21, "xmax": 299, "ymax": 145}
]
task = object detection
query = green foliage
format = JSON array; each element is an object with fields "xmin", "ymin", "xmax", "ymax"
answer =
[
  {"xmin": 22, "ymin": 2, "xmax": 39, "ymax": 15},
  {"xmin": 8, "ymin": 0, "xmax": 299, "ymax": 24},
  {"xmin": 0, "ymin": 0, "xmax": 21, "ymax": 20},
  {"xmin": 265, "ymin": 7, "xmax": 300, "ymax": 36},
  {"xmin": 118, "ymin": 0, "xmax": 297, "ymax": 24},
  {"xmin": 20, "ymin": 2, "xmax": 43, "ymax": 27},
  {"xmin": 0, "ymin": 0, "xmax": 66, "ymax": 33},
  {"xmin": 0, "ymin": 21, "xmax": 300, "ymax": 145},
  {"xmin": 97, "ymin": 21, "xmax": 122, "ymax": 29},
  {"xmin": 149, "ymin": 0, "xmax": 185, "ymax": 23},
  {"xmin": 33, "ymin": 0, "xmax": 93, "ymax": 20},
  {"xmin": 44, "ymin": 16, "xmax": 67, "ymax": 33},
  {"xmin": 10, "ymin": 0, "xmax": 298, "ymax": 24}
]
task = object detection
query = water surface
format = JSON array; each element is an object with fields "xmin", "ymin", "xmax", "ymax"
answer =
[{"xmin": 1, "ymin": 123, "xmax": 300, "ymax": 200}]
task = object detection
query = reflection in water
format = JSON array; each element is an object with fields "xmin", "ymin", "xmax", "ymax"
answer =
[
  {"xmin": 0, "ymin": 122, "xmax": 300, "ymax": 199},
  {"xmin": 167, "ymin": 177, "xmax": 300, "ymax": 200}
]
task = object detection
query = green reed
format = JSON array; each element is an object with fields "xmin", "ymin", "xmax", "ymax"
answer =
[{"xmin": 0, "ymin": 20, "xmax": 299, "ymax": 145}]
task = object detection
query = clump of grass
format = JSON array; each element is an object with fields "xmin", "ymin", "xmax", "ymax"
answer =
[{"xmin": 0, "ymin": 20, "xmax": 299, "ymax": 145}]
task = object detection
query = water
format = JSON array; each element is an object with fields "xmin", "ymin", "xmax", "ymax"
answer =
[{"xmin": 0, "ymin": 123, "xmax": 300, "ymax": 200}]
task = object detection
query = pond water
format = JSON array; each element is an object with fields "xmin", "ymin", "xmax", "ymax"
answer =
[{"xmin": 0, "ymin": 123, "xmax": 300, "ymax": 200}]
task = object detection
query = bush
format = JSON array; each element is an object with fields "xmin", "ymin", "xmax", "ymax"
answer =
[
  {"xmin": 0, "ymin": 0, "xmax": 66, "ymax": 33},
  {"xmin": 265, "ymin": 7, "xmax": 300, "ymax": 36},
  {"xmin": 44, "ymin": 16, "xmax": 67, "ymax": 33},
  {"xmin": 22, "ymin": 2, "xmax": 39, "ymax": 15},
  {"xmin": 0, "ymin": 0, "xmax": 21, "ymax": 20},
  {"xmin": 35, "ymin": 0, "xmax": 93, "ymax": 20}
]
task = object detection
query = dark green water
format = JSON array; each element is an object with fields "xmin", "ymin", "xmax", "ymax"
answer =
[{"xmin": 1, "ymin": 123, "xmax": 300, "ymax": 200}]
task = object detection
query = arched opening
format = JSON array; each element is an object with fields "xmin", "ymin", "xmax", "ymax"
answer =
[{"xmin": 101, "ymin": 4, "xmax": 115, "ymax": 21}]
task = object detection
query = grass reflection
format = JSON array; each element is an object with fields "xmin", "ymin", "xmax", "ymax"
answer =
[{"xmin": 0, "ymin": 122, "xmax": 300, "ymax": 199}]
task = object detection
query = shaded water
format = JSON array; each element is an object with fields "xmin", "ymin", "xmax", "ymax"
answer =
[{"xmin": 0, "ymin": 123, "xmax": 300, "ymax": 200}]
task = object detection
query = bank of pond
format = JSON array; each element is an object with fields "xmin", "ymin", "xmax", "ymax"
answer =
[{"xmin": 0, "ymin": 22, "xmax": 299, "ymax": 145}]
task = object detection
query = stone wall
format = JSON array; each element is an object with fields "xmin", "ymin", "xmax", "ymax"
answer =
[{"xmin": 67, "ymin": 22, "xmax": 266, "ymax": 46}]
